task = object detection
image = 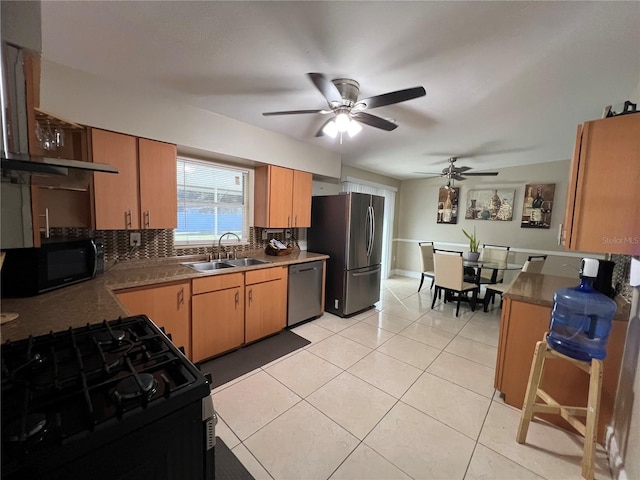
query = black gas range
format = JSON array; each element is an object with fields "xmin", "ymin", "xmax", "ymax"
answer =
[{"xmin": 1, "ymin": 315, "xmax": 216, "ymax": 480}]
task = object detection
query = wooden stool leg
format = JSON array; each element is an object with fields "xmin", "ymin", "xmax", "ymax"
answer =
[
  {"xmin": 581, "ymin": 359, "xmax": 603, "ymax": 480},
  {"xmin": 517, "ymin": 340, "xmax": 548, "ymax": 443}
]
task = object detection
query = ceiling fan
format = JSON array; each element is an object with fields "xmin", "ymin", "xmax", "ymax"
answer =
[
  {"xmin": 416, "ymin": 157, "xmax": 499, "ymax": 185},
  {"xmin": 262, "ymin": 73, "xmax": 426, "ymax": 138}
]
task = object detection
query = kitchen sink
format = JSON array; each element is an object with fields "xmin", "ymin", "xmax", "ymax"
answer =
[
  {"xmin": 223, "ymin": 258, "xmax": 271, "ymax": 267},
  {"xmin": 182, "ymin": 261, "xmax": 235, "ymax": 272}
]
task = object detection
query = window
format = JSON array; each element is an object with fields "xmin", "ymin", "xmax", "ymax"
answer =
[{"xmin": 175, "ymin": 158, "xmax": 250, "ymax": 245}]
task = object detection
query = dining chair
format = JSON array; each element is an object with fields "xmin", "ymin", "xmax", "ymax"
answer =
[
  {"xmin": 483, "ymin": 255, "xmax": 547, "ymax": 312},
  {"xmin": 431, "ymin": 250, "xmax": 479, "ymax": 317},
  {"xmin": 418, "ymin": 241, "xmax": 435, "ymax": 292},
  {"xmin": 477, "ymin": 244, "xmax": 511, "ymax": 284}
]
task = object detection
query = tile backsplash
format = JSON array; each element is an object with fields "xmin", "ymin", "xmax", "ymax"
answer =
[
  {"xmin": 49, "ymin": 227, "xmax": 633, "ymax": 302},
  {"xmin": 51, "ymin": 227, "xmax": 300, "ymax": 264}
]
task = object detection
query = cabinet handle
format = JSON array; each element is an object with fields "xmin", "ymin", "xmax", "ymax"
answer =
[
  {"xmin": 178, "ymin": 287, "xmax": 184, "ymax": 307},
  {"xmin": 145, "ymin": 210, "xmax": 151, "ymax": 228},
  {"xmin": 287, "ymin": 216, "xmax": 290, "ymax": 228},
  {"xmin": 126, "ymin": 210, "xmax": 132, "ymax": 228},
  {"xmin": 235, "ymin": 291, "xmax": 239, "ymax": 307},
  {"xmin": 294, "ymin": 215, "xmax": 298, "ymax": 228},
  {"xmin": 39, "ymin": 208, "xmax": 50, "ymax": 238},
  {"xmin": 248, "ymin": 289, "xmax": 253, "ymax": 304}
]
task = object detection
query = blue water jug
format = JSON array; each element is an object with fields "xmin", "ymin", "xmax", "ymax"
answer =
[{"xmin": 547, "ymin": 258, "xmax": 617, "ymax": 361}]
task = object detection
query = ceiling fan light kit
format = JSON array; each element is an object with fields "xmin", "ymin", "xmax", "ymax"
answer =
[{"xmin": 263, "ymin": 73, "xmax": 426, "ymax": 140}]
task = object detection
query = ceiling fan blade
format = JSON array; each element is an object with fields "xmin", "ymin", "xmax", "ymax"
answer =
[
  {"xmin": 414, "ymin": 172, "xmax": 444, "ymax": 176},
  {"xmin": 263, "ymin": 109, "xmax": 325, "ymax": 116},
  {"xmin": 452, "ymin": 174, "xmax": 466, "ymax": 181},
  {"xmin": 351, "ymin": 112, "xmax": 398, "ymax": 131},
  {"xmin": 452, "ymin": 166, "xmax": 472, "ymax": 173},
  {"xmin": 462, "ymin": 172, "xmax": 500, "ymax": 176},
  {"xmin": 357, "ymin": 86, "xmax": 426, "ymax": 110},
  {"xmin": 307, "ymin": 73, "xmax": 342, "ymax": 106}
]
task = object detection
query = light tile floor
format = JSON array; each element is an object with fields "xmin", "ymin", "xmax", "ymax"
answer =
[{"xmin": 212, "ymin": 275, "xmax": 612, "ymax": 480}]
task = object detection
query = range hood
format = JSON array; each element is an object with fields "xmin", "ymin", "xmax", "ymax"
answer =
[{"xmin": 1, "ymin": 42, "xmax": 118, "ymax": 189}]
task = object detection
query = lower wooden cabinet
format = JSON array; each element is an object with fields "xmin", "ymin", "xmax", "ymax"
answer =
[
  {"xmin": 245, "ymin": 267, "xmax": 288, "ymax": 343},
  {"xmin": 495, "ymin": 297, "xmax": 625, "ymax": 443},
  {"xmin": 116, "ymin": 281, "xmax": 191, "ymax": 358},
  {"xmin": 116, "ymin": 266, "xmax": 290, "ymax": 363},
  {"xmin": 192, "ymin": 273, "xmax": 244, "ymax": 362}
]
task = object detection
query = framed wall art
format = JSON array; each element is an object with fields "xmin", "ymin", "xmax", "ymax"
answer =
[
  {"xmin": 521, "ymin": 183, "xmax": 555, "ymax": 229},
  {"xmin": 465, "ymin": 189, "xmax": 515, "ymax": 221},
  {"xmin": 437, "ymin": 187, "xmax": 459, "ymax": 224}
]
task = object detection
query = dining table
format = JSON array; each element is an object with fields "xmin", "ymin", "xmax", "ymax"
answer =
[{"xmin": 462, "ymin": 260, "xmax": 524, "ymax": 289}]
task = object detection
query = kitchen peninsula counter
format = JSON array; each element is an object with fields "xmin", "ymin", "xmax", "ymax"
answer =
[
  {"xmin": 496, "ymin": 272, "xmax": 630, "ymax": 443},
  {"xmin": 503, "ymin": 271, "xmax": 630, "ymax": 320},
  {"xmin": 1, "ymin": 250, "xmax": 328, "ymax": 342}
]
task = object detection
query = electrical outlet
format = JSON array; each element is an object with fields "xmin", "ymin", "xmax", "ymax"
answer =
[
  {"xmin": 130, "ymin": 232, "xmax": 141, "ymax": 247},
  {"xmin": 285, "ymin": 229, "xmax": 292, "ymax": 239}
]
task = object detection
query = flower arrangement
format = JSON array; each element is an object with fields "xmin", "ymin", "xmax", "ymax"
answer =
[{"xmin": 462, "ymin": 227, "xmax": 479, "ymax": 253}]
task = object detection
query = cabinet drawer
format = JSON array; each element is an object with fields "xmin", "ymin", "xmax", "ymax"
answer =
[
  {"xmin": 245, "ymin": 266, "xmax": 286, "ymax": 285},
  {"xmin": 192, "ymin": 272, "xmax": 244, "ymax": 294}
]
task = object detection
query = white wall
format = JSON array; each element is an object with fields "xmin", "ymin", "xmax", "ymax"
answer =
[
  {"xmin": 1, "ymin": 1, "xmax": 41, "ymax": 52},
  {"xmin": 39, "ymin": 60, "xmax": 342, "ymax": 179},
  {"xmin": 394, "ymin": 159, "xmax": 594, "ymax": 279}
]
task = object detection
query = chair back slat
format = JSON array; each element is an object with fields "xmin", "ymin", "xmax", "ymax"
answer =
[
  {"xmin": 479, "ymin": 244, "xmax": 510, "ymax": 282},
  {"xmin": 522, "ymin": 254, "xmax": 547, "ymax": 274},
  {"xmin": 418, "ymin": 242, "xmax": 435, "ymax": 272},
  {"xmin": 434, "ymin": 251, "xmax": 464, "ymax": 291}
]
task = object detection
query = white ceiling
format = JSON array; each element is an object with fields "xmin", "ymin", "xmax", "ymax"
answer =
[{"xmin": 41, "ymin": 1, "xmax": 639, "ymax": 180}]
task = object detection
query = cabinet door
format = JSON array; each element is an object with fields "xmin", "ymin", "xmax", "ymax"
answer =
[
  {"xmin": 92, "ymin": 129, "xmax": 139, "ymax": 230},
  {"xmin": 245, "ymin": 277, "xmax": 287, "ymax": 343},
  {"xmin": 116, "ymin": 281, "xmax": 191, "ymax": 358},
  {"xmin": 292, "ymin": 170, "xmax": 312, "ymax": 228},
  {"xmin": 138, "ymin": 138, "xmax": 177, "ymax": 229},
  {"xmin": 565, "ymin": 115, "xmax": 640, "ymax": 254},
  {"xmin": 192, "ymin": 287, "xmax": 244, "ymax": 362},
  {"xmin": 255, "ymin": 165, "xmax": 293, "ymax": 227}
]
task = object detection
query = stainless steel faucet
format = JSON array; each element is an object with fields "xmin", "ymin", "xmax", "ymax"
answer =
[{"xmin": 217, "ymin": 232, "xmax": 241, "ymax": 260}]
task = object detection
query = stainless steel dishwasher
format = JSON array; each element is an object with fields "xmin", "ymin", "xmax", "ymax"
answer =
[{"xmin": 288, "ymin": 260, "xmax": 323, "ymax": 327}]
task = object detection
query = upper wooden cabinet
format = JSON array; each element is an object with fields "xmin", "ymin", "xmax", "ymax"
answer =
[
  {"xmin": 138, "ymin": 138, "xmax": 178, "ymax": 229},
  {"xmin": 254, "ymin": 165, "xmax": 312, "ymax": 228},
  {"xmin": 92, "ymin": 129, "xmax": 139, "ymax": 230},
  {"xmin": 563, "ymin": 114, "xmax": 640, "ymax": 255},
  {"xmin": 292, "ymin": 169, "xmax": 313, "ymax": 228},
  {"xmin": 91, "ymin": 129, "xmax": 177, "ymax": 230}
]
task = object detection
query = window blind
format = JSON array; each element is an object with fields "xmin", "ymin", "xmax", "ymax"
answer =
[{"xmin": 175, "ymin": 158, "xmax": 249, "ymax": 245}]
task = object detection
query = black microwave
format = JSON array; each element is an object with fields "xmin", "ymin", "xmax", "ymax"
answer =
[{"xmin": 1, "ymin": 237, "xmax": 105, "ymax": 297}]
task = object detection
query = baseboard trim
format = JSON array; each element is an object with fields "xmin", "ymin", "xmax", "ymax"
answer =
[{"xmin": 605, "ymin": 425, "xmax": 628, "ymax": 480}]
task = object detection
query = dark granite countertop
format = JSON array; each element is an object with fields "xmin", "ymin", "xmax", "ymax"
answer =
[
  {"xmin": 504, "ymin": 272, "xmax": 630, "ymax": 322},
  {"xmin": 1, "ymin": 250, "xmax": 328, "ymax": 342}
]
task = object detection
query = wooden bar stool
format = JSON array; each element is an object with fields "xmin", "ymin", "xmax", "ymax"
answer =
[{"xmin": 516, "ymin": 336, "xmax": 603, "ymax": 480}]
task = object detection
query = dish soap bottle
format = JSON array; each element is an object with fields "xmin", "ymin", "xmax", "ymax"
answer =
[{"xmin": 547, "ymin": 258, "xmax": 617, "ymax": 361}]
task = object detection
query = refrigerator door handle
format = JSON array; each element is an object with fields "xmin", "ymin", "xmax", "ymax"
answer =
[
  {"xmin": 352, "ymin": 266, "xmax": 381, "ymax": 277},
  {"xmin": 366, "ymin": 206, "xmax": 374, "ymax": 257},
  {"xmin": 370, "ymin": 205, "xmax": 376, "ymax": 257}
]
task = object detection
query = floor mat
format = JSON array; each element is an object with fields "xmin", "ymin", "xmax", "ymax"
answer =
[
  {"xmin": 215, "ymin": 437, "xmax": 255, "ymax": 480},
  {"xmin": 199, "ymin": 329, "xmax": 311, "ymax": 389}
]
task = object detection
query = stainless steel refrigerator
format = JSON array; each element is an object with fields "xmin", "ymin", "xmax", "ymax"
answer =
[{"xmin": 308, "ymin": 192, "xmax": 384, "ymax": 317}]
